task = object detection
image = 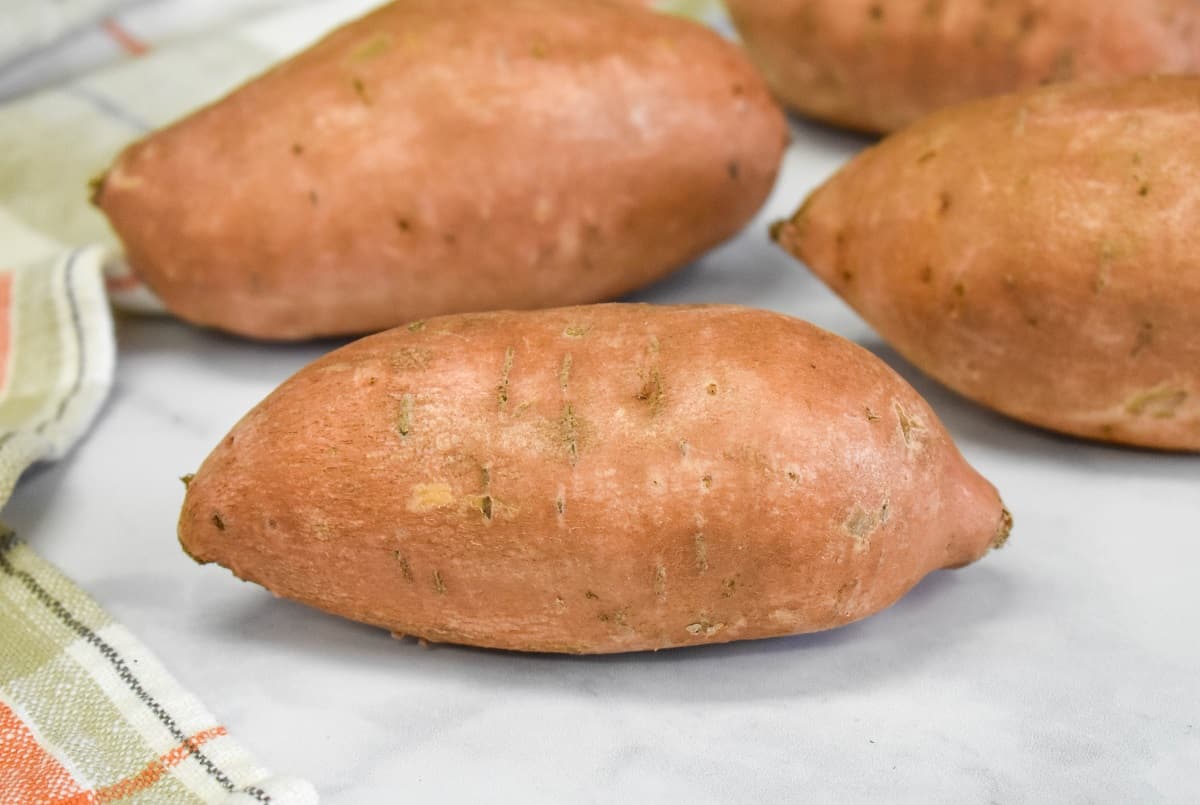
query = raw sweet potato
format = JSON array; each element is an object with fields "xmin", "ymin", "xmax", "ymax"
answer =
[
  {"xmin": 178, "ymin": 304, "xmax": 1010, "ymax": 653},
  {"xmin": 93, "ymin": 0, "xmax": 786, "ymax": 340},
  {"xmin": 725, "ymin": 0, "xmax": 1200, "ymax": 132},
  {"xmin": 773, "ymin": 77, "xmax": 1200, "ymax": 451}
]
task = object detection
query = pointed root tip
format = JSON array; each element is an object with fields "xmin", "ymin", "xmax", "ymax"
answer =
[{"xmin": 991, "ymin": 507, "xmax": 1013, "ymax": 551}]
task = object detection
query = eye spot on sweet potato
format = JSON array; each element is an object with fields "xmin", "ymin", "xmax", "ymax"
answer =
[
  {"xmin": 598, "ymin": 609, "xmax": 629, "ymax": 628},
  {"xmin": 393, "ymin": 551, "xmax": 414, "ymax": 581},
  {"xmin": 1131, "ymin": 321, "xmax": 1154, "ymax": 356},
  {"xmin": 563, "ymin": 324, "xmax": 590, "ymax": 339},
  {"xmin": 211, "ymin": 513, "xmax": 225, "ymax": 531},
  {"xmin": 478, "ymin": 495, "xmax": 493, "ymax": 520},
  {"xmin": 1126, "ymin": 387, "xmax": 1187, "ymax": 418},
  {"xmin": 584, "ymin": 590, "xmax": 599, "ymax": 600},
  {"xmin": 635, "ymin": 369, "xmax": 665, "ymax": 415},
  {"xmin": 291, "ymin": 143, "xmax": 304, "ymax": 156},
  {"xmin": 396, "ymin": 394, "xmax": 413, "ymax": 437},
  {"xmin": 559, "ymin": 354, "xmax": 572, "ymax": 390},
  {"xmin": 1138, "ymin": 182, "xmax": 1151, "ymax": 197},
  {"xmin": 721, "ymin": 577, "xmax": 738, "ymax": 597},
  {"xmin": 686, "ymin": 618, "xmax": 725, "ymax": 637},
  {"xmin": 731, "ymin": 82, "xmax": 745, "ymax": 97},
  {"xmin": 558, "ymin": 402, "xmax": 584, "ymax": 464},
  {"xmin": 497, "ymin": 347, "xmax": 515, "ymax": 410},
  {"xmin": 701, "ymin": 475, "xmax": 713, "ymax": 490},
  {"xmin": 351, "ymin": 77, "xmax": 371, "ymax": 104},
  {"xmin": 894, "ymin": 402, "xmax": 925, "ymax": 447},
  {"xmin": 843, "ymin": 504, "xmax": 878, "ymax": 541},
  {"xmin": 953, "ymin": 281, "xmax": 966, "ymax": 297},
  {"xmin": 706, "ymin": 382, "xmax": 718, "ymax": 396},
  {"xmin": 727, "ymin": 161, "xmax": 740, "ymax": 180},
  {"xmin": 308, "ymin": 190, "xmax": 319, "ymax": 206},
  {"xmin": 920, "ymin": 265, "xmax": 934, "ymax": 284},
  {"xmin": 530, "ymin": 41, "xmax": 548, "ymax": 60},
  {"xmin": 867, "ymin": 4, "xmax": 884, "ymax": 22},
  {"xmin": 694, "ymin": 532, "xmax": 708, "ymax": 571},
  {"xmin": 938, "ymin": 192, "xmax": 953, "ymax": 215},
  {"xmin": 917, "ymin": 150, "xmax": 937, "ymax": 164},
  {"xmin": 395, "ymin": 216, "xmax": 412, "ymax": 233}
]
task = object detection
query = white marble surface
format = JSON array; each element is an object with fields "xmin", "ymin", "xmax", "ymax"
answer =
[{"xmin": 7, "ymin": 119, "xmax": 1199, "ymax": 803}]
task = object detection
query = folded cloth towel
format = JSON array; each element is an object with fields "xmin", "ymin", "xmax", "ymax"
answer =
[
  {"xmin": 0, "ymin": 533, "xmax": 318, "ymax": 803},
  {"xmin": 0, "ymin": 250, "xmax": 315, "ymax": 802}
]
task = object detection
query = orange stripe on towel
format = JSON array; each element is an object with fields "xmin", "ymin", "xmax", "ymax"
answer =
[
  {"xmin": 0, "ymin": 699, "xmax": 97, "ymax": 804},
  {"xmin": 102, "ymin": 19, "xmax": 150, "ymax": 56},
  {"xmin": 94, "ymin": 726, "xmax": 228, "ymax": 802}
]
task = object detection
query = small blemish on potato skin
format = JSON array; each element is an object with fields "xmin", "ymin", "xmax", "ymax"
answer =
[
  {"xmin": 394, "ymin": 552, "xmax": 414, "ymax": 581},
  {"xmin": 211, "ymin": 513, "xmax": 225, "ymax": 531}
]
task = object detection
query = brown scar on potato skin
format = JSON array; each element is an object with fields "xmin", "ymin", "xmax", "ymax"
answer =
[
  {"xmin": 636, "ymin": 368, "xmax": 666, "ymax": 415},
  {"xmin": 497, "ymin": 347, "xmax": 515, "ymax": 410},
  {"xmin": 396, "ymin": 394, "xmax": 413, "ymax": 437},
  {"xmin": 559, "ymin": 354, "xmax": 573, "ymax": 390},
  {"xmin": 393, "ymin": 551, "xmax": 414, "ymax": 581}
]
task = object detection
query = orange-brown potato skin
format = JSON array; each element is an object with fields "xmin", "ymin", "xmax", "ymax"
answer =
[
  {"xmin": 774, "ymin": 77, "xmax": 1200, "ymax": 451},
  {"xmin": 725, "ymin": 0, "xmax": 1200, "ymax": 133},
  {"xmin": 179, "ymin": 304, "xmax": 1010, "ymax": 654},
  {"xmin": 94, "ymin": 0, "xmax": 786, "ymax": 340}
]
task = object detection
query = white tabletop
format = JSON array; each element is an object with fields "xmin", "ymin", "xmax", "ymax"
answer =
[{"xmin": 8, "ymin": 118, "xmax": 1199, "ymax": 803}]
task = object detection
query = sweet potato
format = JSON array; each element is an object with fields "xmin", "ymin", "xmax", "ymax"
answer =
[
  {"xmin": 724, "ymin": 0, "xmax": 1200, "ymax": 132},
  {"xmin": 92, "ymin": 0, "xmax": 786, "ymax": 340},
  {"xmin": 178, "ymin": 304, "xmax": 1010, "ymax": 653},
  {"xmin": 773, "ymin": 77, "xmax": 1200, "ymax": 451}
]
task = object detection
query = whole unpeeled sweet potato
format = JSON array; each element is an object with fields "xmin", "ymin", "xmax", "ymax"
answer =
[
  {"xmin": 94, "ymin": 0, "xmax": 786, "ymax": 340},
  {"xmin": 178, "ymin": 304, "xmax": 1010, "ymax": 654},
  {"xmin": 725, "ymin": 0, "xmax": 1200, "ymax": 132},
  {"xmin": 773, "ymin": 77, "xmax": 1200, "ymax": 451}
]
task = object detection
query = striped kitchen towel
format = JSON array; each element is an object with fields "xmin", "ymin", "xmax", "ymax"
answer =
[{"xmin": 0, "ymin": 250, "xmax": 316, "ymax": 803}]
